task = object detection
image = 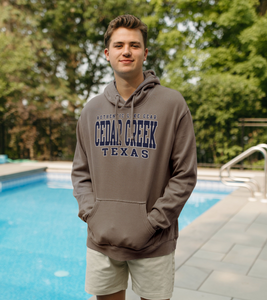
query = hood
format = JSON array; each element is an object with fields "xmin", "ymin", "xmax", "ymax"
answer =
[
  {"xmin": 103, "ymin": 70, "xmax": 160, "ymax": 143},
  {"xmin": 104, "ymin": 70, "xmax": 160, "ymax": 108}
]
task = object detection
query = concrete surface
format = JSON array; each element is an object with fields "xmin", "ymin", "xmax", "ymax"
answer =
[
  {"xmin": 0, "ymin": 161, "xmax": 72, "ymax": 181},
  {"xmin": 0, "ymin": 164, "xmax": 47, "ymax": 181}
]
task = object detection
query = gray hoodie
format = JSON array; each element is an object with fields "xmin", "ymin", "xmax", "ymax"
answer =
[{"xmin": 71, "ymin": 70, "xmax": 197, "ymax": 261}]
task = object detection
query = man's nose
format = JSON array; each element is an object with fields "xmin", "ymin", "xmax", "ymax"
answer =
[{"xmin": 122, "ymin": 45, "xmax": 131, "ymax": 56}]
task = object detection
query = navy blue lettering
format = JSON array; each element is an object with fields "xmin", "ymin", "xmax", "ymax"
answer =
[
  {"xmin": 143, "ymin": 121, "xmax": 149, "ymax": 148},
  {"xmin": 101, "ymin": 148, "xmax": 108, "ymax": 156},
  {"xmin": 100, "ymin": 120, "xmax": 105, "ymax": 146},
  {"xmin": 118, "ymin": 120, "xmax": 122, "ymax": 145},
  {"xmin": 136, "ymin": 120, "xmax": 143, "ymax": 147},
  {"xmin": 149, "ymin": 121, "xmax": 158, "ymax": 149},
  {"xmin": 130, "ymin": 148, "xmax": 138, "ymax": 158},
  {"xmin": 111, "ymin": 147, "xmax": 118, "ymax": 156},
  {"xmin": 141, "ymin": 149, "xmax": 149, "ymax": 159},
  {"xmin": 120, "ymin": 148, "xmax": 128, "ymax": 156},
  {"xmin": 96, "ymin": 117, "xmax": 157, "ymax": 152},
  {"xmin": 110, "ymin": 120, "xmax": 116, "ymax": 145},
  {"xmin": 95, "ymin": 121, "xmax": 100, "ymax": 146},
  {"xmin": 125, "ymin": 120, "xmax": 130, "ymax": 146},
  {"xmin": 130, "ymin": 120, "xmax": 137, "ymax": 146},
  {"xmin": 105, "ymin": 120, "xmax": 110, "ymax": 146}
]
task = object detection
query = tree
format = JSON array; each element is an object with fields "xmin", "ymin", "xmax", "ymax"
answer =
[{"xmin": 154, "ymin": 0, "xmax": 267, "ymax": 164}]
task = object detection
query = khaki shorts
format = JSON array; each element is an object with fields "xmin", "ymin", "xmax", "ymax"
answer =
[{"xmin": 85, "ymin": 247, "xmax": 175, "ymax": 300}]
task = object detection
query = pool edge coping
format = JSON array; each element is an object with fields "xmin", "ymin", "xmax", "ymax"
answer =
[{"xmin": 0, "ymin": 167, "xmax": 47, "ymax": 182}]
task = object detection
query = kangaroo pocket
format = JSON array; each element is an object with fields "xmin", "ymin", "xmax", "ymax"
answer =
[{"xmin": 87, "ymin": 199, "xmax": 156, "ymax": 250}]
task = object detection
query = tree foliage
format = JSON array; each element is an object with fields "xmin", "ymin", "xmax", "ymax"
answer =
[
  {"xmin": 1, "ymin": 0, "xmax": 266, "ymax": 164},
  {"xmin": 157, "ymin": 0, "xmax": 267, "ymax": 163}
]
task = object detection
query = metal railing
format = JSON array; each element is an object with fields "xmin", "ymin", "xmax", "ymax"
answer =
[{"xmin": 220, "ymin": 144, "xmax": 267, "ymax": 203}]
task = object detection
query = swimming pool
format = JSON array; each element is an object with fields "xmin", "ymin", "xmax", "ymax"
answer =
[
  {"xmin": 179, "ymin": 181, "xmax": 236, "ymax": 230},
  {"xmin": 0, "ymin": 174, "xmax": 235, "ymax": 300}
]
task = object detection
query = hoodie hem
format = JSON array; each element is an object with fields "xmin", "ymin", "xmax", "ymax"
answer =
[{"xmin": 86, "ymin": 237, "xmax": 177, "ymax": 261}]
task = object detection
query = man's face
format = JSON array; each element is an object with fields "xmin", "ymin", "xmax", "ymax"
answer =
[{"xmin": 104, "ymin": 27, "xmax": 148, "ymax": 80}]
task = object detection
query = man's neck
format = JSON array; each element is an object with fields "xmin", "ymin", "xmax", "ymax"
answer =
[{"xmin": 115, "ymin": 72, "xmax": 144, "ymax": 101}]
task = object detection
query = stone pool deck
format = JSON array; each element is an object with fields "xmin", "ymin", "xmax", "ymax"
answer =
[{"xmin": 0, "ymin": 162, "xmax": 266, "ymax": 300}]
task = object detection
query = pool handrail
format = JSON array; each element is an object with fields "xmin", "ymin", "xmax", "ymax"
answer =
[{"xmin": 220, "ymin": 144, "xmax": 267, "ymax": 203}]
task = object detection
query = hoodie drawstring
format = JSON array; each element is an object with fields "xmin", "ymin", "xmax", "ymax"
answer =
[
  {"xmin": 130, "ymin": 98, "xmax": 134, "ymax": 140},
  {"xmin": 115, "ymin": 95, "xmax": 121, "ymax": 145}
]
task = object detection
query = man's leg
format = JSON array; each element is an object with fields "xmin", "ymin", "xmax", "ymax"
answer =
[
  {"xmin": 128, "ymin": 251, "xmax": 175, "ymax": 300},
  {"xmin": 86, "ymin": 248, "xmax": 128, "ymax": 298},
  {"xmin": 97, "ymin": 290, "xmax": 126, "ymax": 300}
]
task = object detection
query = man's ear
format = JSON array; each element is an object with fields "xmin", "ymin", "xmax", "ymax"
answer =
[
  {"xmin": 104, "ymin": 48, "xmax": 110, "ymax": 61},
  {"xmin": 144, "ymin": 48, "xmax": 148, "ymax": 61}
]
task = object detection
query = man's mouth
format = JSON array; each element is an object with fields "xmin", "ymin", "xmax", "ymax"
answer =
[{"xmin": 120, "ymin": 60, "xmax": 134, "ymax": 63}]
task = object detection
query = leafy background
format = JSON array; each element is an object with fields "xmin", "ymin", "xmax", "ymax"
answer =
[{"xmin": 0, "ymin": 0, "xmax": 266, "ymax": 165}]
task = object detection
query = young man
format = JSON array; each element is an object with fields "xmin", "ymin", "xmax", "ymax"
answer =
[{"xmin": 71, "ymin": 15, "xmax": 197, "ymax": 300}]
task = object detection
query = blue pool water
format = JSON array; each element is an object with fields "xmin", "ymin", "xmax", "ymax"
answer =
[
  {"xmin": 179, "ymin": 189, "xmax": 232, "ymax": 230},
  {"xmin": 0, "ymin": 176, "xmax": 235, "ymax": 300}
]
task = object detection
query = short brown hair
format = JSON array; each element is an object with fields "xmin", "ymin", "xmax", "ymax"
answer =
[{"xmin": 104, "ymin": 15, "xmax": 147, "ymax": 49}]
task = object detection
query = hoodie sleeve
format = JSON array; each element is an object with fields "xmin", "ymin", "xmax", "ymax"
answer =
[
  {"xmin": 71, "ymin": 117, "xmax": 95, "ymax": 222},
  {"xmin": 147, "ymin": 110, "xmax": 197, "ymax": 230}
]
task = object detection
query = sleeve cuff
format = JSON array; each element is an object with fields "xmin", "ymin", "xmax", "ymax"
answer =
[{"xmin": 147, "ymin": 209, "xmax": 162, "ymax": 230}]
